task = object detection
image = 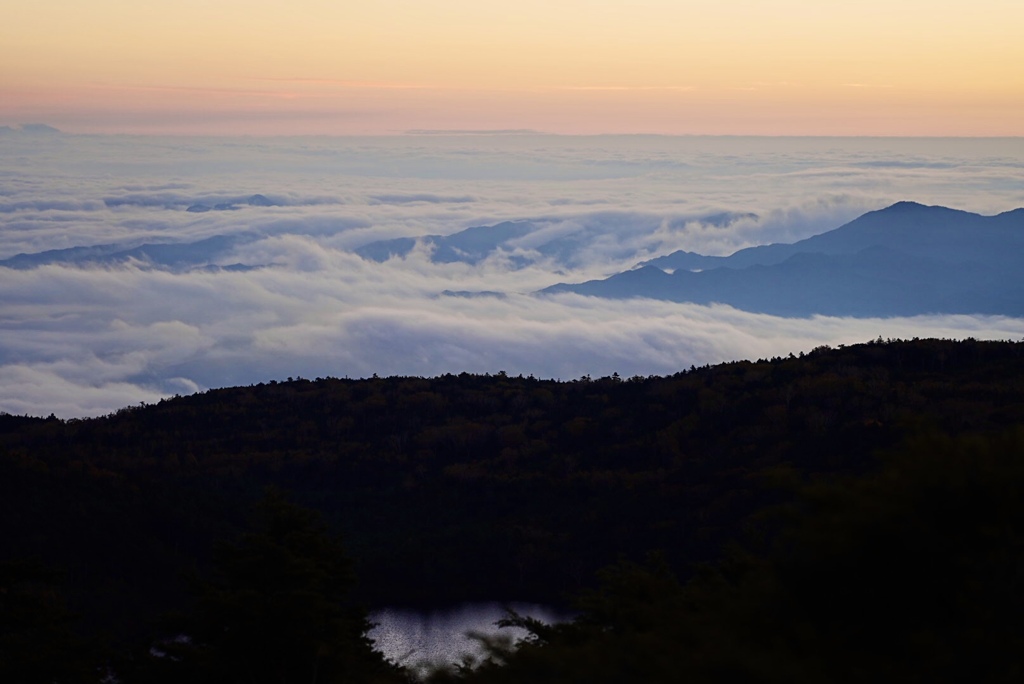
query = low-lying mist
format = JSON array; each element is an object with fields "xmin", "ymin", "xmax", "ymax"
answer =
[{"xmin": 2, "ymin": 133, "xmax": 1022, "ymax": 416}]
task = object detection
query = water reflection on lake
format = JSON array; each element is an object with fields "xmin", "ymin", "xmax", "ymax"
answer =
[{"xmin": 369, "ymin": 602, "xmax": 571, "ymax": 674}]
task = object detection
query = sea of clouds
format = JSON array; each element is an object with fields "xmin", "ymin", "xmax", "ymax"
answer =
[{"xmin": 2, "ymin": 131, "xmax": 1023, "ymax": 417}]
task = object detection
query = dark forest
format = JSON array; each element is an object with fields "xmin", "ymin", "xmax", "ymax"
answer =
[{"xmin": 2, "ymin": 337, "xmax": 1023, "ymax": 682}]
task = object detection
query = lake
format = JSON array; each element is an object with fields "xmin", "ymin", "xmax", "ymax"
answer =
[{"xmin": 369, "ymin": 602, "xmax": 572, "ymax": 675}]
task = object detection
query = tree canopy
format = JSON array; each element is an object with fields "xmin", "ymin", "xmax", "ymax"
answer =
[{"xmin": 1, "ymin": 338, "xmax": 1023, "ymax": 680}]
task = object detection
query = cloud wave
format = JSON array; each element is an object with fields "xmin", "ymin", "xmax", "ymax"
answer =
[{"xmin": 1, "ymin": 133, "xmax": 1022, "ymax": 416}]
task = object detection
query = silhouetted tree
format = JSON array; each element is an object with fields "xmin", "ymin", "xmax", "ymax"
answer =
[{"xmin": 148, "ymin": 490, "xmax": 398, "ymax": 684}]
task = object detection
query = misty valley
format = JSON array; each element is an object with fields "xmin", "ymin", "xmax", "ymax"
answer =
[{"xmin": 3, "ymin": 133, "xmax": 1024, "ymax": 418}]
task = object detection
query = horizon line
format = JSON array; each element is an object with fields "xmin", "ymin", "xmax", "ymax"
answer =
[{"xmin": 4, "ymin": 125, "xmax": 1023, "ymax": 140}]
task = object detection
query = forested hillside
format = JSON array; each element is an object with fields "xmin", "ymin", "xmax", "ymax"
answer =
[{"xmin": 3, "ymin": 337, "xmax": 1024, "ymax": 681}]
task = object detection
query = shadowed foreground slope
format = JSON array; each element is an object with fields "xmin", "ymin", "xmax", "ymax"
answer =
[
  {"xmin": 429, "ymin": 429, "xmax": 1024, "ymax": 683},
  {"xmin": 2, "ymin": 338, "xmax": 1024, "ymax": 680}
]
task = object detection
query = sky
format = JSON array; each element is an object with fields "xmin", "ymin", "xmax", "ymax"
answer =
[
  {"xmin": 3, "ymin": 0, "xmax": 1023, "ymax": 135},
  {"xmin": 1, "ymin": 133, "xmax": 1023, "ymax": 417}
]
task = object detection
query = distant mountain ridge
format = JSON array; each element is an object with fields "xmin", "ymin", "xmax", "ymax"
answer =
[
  {"xmin": 0, "ymin": 123, "xmax": 62, "ymax": 135},
  {"xmin": 0, "ymin": 234, "xmax": 258, "ymax": 272},
  {"xmin": 355, "ymin": 211, "xmax": 756, "ymax": 268},
  {"xmin": 356, "ymin": 221, "xmax": 538, "ymax": 265},
  {"xmin": 543, "ymin": 202, "xmax": 1024, "ymax": 317}
]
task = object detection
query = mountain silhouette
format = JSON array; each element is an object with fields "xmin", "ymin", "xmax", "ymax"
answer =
[
  {"xmin": 543, "ymin": 202, "xmax": 1024, "ymax": 317},
  {"xmin": 354, "ymin": 212, "xmax": 755, "ymax": 268},
  {"xmin": 0, "ymin": 234, "xmax": 257, "ymax": 272},
  {"xmin": 356, "ymin": 221, "xmax": 536, "ymax": 265}
]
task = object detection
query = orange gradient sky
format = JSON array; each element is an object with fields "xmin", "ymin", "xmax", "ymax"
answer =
[{"xmin": 2, "ymin": 0, "xmax": 1022, "ymax": 135}]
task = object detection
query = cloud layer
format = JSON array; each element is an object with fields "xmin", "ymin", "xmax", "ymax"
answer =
[{"xmin": 1, "ymin": 134, "xmax": 1022, "ymax": 417}]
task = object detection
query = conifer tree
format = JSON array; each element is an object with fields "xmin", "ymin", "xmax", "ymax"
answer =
[{"xmin": 150, "ymin": 490, "xmax": 398, "ymax": 684}]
